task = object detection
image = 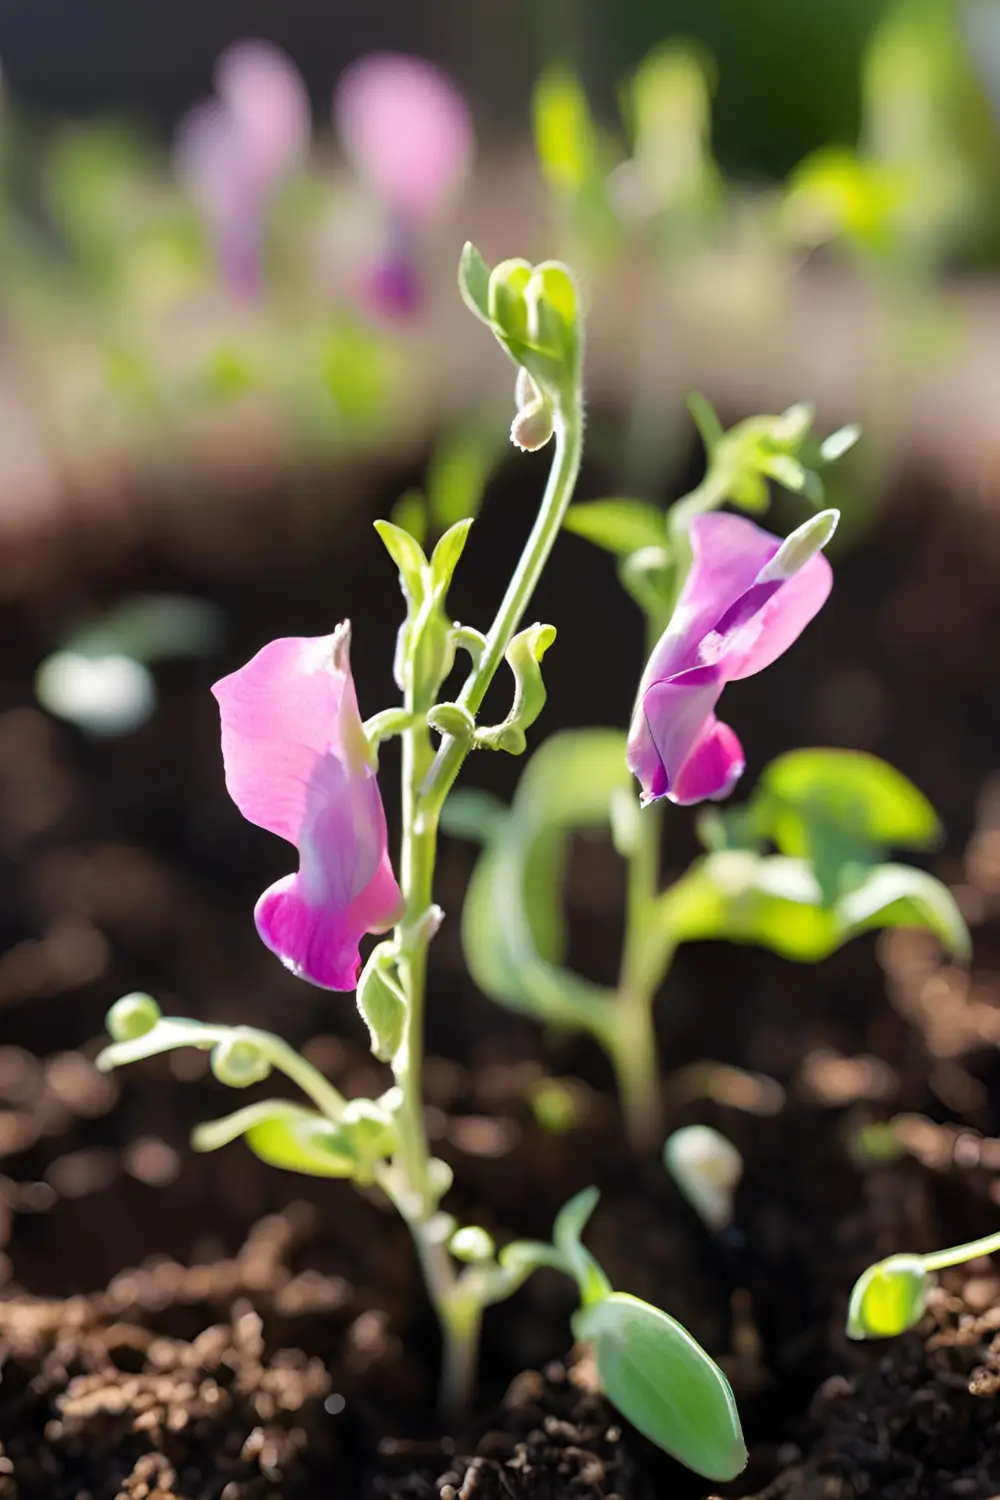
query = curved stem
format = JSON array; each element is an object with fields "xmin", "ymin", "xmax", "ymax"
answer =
[
  {"xmin": 255, "ymin": 1032, "xmax": 349, "ymax": 1122},
  {"xmin": 422, "ymin": 395, "xmax": 585, "ymax": 819},
  {"xmin": 612, "ymin": 796, "xmax": 665, "ymax": 1150},
  {"xmin": 387, "ymin": 385, "xmax": 586, "ymax": 1415},
  {"xmin": 923, "ymin": 1231, "xmax": 1000, "ymax": 1274}
]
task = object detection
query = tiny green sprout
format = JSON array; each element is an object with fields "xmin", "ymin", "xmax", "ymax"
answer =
[
  {"xmin": 846, "ymin": 1254, "xmax": 929, "ymax": 1339},
  {"xmin": 449, "ymin": 1226, "xmax": 496, "ymax": 1263},
  {"xmin": 106, "ymin": 992, "xmax": 162, "ymax": 1043},
  {"xmin": 847, "ymin": 1227, "xmax": 1000, "ymax": 1341},
  {"xmin": 530, "ymin": 1077, "xmax": 582, "ymax": 1134},
  {"xmin": 210, "ymin": 1035, "xmax": 273, "ymax": 1088},
  {"xmin": 664, "ymin": 1124, "xmax": 743, "ymax": 1232}
]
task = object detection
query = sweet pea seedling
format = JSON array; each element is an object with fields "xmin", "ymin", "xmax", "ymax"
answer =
[
  {"xmin": 94, "ymin": 247, "xmax": 749, "ymax": 1480},
  {"xmin": 447, "ymin": 394, "xmax": 968, "ymax": 1148}
]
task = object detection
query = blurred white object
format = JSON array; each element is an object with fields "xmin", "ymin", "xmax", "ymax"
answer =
[
  {"xmin": 36, "ymin": 651, "xmax": 155, "ymax": 737},
  {"xmin": 663, "ymin": 1123, "xmax": 744, "ymax": 1231}
]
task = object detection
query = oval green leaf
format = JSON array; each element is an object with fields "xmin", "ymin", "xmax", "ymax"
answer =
[{"xmin": 574, "ymin": 1293, "xmax": 747, "ymax": 1482}]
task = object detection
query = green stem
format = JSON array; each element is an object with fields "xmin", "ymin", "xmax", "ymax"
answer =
[
  {"xmin": 607, "ymin": 465, "xmax": 732, "ymax": 1147},
  {"xmin": 923, "ymin": 1231, "xmax": 1000, "ymax": 1274},
  {"xmin": 388, "ymin": 384, "xmax": 586, "ymax": 1415},
  {"xmin": 422, "ymin": 394, "xmax": 585, "ymax": 818},
  {"xmin": 256, "ymin": 1032, "xmax": 350, "ymax": 1122}
]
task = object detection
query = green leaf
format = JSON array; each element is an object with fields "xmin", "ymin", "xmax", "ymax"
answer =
[
  {"xmin": 820, "ymin": 423, "xmax": 862, "ymax": 463},
  {"xmin": 453, "ymin": 730, "xmax": 630, "ymax": 1037},
  {"xmin": 427, "ymin": 430, "xmax": 495, "ymax": 531},
  {"xmin": 440, "ymin": 788, "xmax": 508, "ymax": 844},
  {"xmin": 430, "ymin": 518, "xmax": 474, "ymax": 598},
  {"xmin": 838, "ymin": 864, "xmax": 970, "ymax": 962},
  {"xmin": 457, "ymin": 242, "xmax": 491, "ymax": 322},
  {"xmin": 68, "ymin": 594, "xmax": 225, "ymax": 665},
  {"xmin": 356, "ymin": 945, "xmax": 407, "ymax": 1063},
  {"xmin": 374, "ymin": 519, "xmax": 429, "ymax": 603},
  {"xmin": 661, "ymin": 852, "xmax": 969, "ymax": 963},
  {"xmin": 573, "ymin": 1293, "xmax": 747, "ymax": 1482},
  {"xmin": 389, "ymin": 489, "xmax": 428, "ymax": 548},
  {"xmin": 552, "ymin": 1186, "xmax": 611, "ymax": 1304},
  {"xmin": 686, "ymin": 391, "xmax": 724, "ymax": 457},
  {"xmin": 532, "ymin": 67, "xmax": 598, "ymax": 194},
  {"xmin": 846, "ymin": 1254, "xmax": 928, "ymax": 1340},
  {"xmin": 563, "ymin": 499, "xmax": 668, "ymax": 557},
  {"xmin": 757, "ymin": 749, "xmax": 941, "ymax": 856},
  {"xmin": 475, "ymin": 622, "xmax": 557, "ymax": 754},
  {"xmin": 192, "ymin": 1100, "xmax": 357, "ymax": 1177}
]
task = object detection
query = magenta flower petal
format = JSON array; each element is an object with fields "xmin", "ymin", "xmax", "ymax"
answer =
[
  {"xmin": 627, "ymin": 511, "xmax": 833, "ymax": 805},
  {"xmin": 212, "ymin": 626, "xmax": 403, "ymax": 990},
  {"xmin": 668, "ymin": 717, "xmax": 745, "ymax": 806},
  {"xmin": 216, "ymin": 39, "xmax": 311, "ymax": 185},
  {"xmin": 334, "ymin": 52, "xmax": 473, "ymax": 218}
]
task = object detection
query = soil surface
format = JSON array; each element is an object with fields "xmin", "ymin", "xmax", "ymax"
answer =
[{"xmin": 2, "ymin": 454, "xmax": 1000, "ymax": 1498}]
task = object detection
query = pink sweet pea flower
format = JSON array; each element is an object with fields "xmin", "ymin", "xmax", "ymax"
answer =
[
  {"xmin": 627, "ymin": 510, "xmax": 837, "ymax": 806},
  {"xmin": 333, "ymin": 52, "xmax": 473, "ymax": 318},
  {"xmin": 212, "ymin": 624, "xmax": 403, "ymax": 990},
  {"xmin": 175, "ymin": 39, "xmax": 311, "ymax": 297}
]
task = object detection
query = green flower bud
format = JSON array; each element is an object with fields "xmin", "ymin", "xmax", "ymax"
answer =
[
  {"xmin": 846, "ymin": 1254, "xmax": 929, "ymax": 1340},
  {"xmin": 450, "ymin": 1225, "xmax": 496, "ymax": 1263},
  {"xmin": 210, "ymin": 1035, "xmax": 272, "ymax": 1089},
  {"xmin": 106, "ymin": 992, "xmax": 162, "ymax": 1043}
]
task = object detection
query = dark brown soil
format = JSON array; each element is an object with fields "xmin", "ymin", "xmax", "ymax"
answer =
[{"xmin": 3, "ymin": 455, "xmax": 1000, "ymax": 1498}]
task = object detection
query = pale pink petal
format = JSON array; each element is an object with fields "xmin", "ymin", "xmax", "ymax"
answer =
[
  {"xmin": 217, "ymin": 39, "xmax": 311, "ymax": 184},
  {"xmin": 670, "ymin": 718, "xmax": 745, "ymax": 806},
  {"xmin": 627, "ymin": 510, "xmax": 835, "ymax": 807},
  {"xmin": 722, "ymin": 552, "xmax": 832, "ymax": 680},
  {"xmin": 212, "ymin": 628, "xmax": 402, "ymax": 991},
  {"xmin": 334, "ymin": 52, "xmax": 473, "ymax": 217}
]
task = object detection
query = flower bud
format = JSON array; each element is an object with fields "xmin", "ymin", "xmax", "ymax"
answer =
[
  {"xmin": 210, "ymin": 1035, "xmax": 272, "ymax": 1088},
  {"xmin": 106, "ymin": 992, "xmax": 162, "ymax": 1043},
  {"xmin": 757, "ymin": 508, "xmax": 839, "ymax": 583},
  {"xmin": 450, "ymin": 1225, "xmax": 496, "ymax": 1263},
  {"xmin": 664, "ymin": 1124, "xmax": 743, "ymax": 1232},
  {"xmin": 846, "ymin": 1253, "xmax": 928, "ymax": 1340}
]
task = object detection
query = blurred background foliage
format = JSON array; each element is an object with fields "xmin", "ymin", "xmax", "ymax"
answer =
[{"xmin": 0, "ymin": 0, "xmax": 997, "ymax": 601}]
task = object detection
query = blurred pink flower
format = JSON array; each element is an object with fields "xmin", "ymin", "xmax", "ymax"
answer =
[
  {"xmin": 627, "ymin": 512, "xmax": 834, "ymax": 806},
  {"xmin": 334, "ymin": 52, "xmax": 472, "ymax": 217},
  {"xmin": 213, "ymin": 625, "xmax": 403, "ymax": 990},
  {"xmin": 334, "ymin": 52, "xmax": 472, "ymax": 317},
  {"xmin": 176, "ymin": 39, "xmax": 310, "ymax": 297}
]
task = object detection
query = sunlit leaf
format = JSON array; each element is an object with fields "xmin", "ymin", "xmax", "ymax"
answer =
[
  {"xmin": 573, "ymin": 1293, "xmax": 747, "ymax": 1482},
  {"xmin": 659, "ymin": 851, "xmax": 969, "ymax": 962},
  {"xmin": 563, "ymin": 499, "xmax": 668, "ymax": 556},
  {"xmin": 427, "ymin": 429, "xmax": 496, "ymax": 530},
  {"xmin": 443, "ymin": 730, "xmax": 629, "ymax": 1038},
  {"xmin": 193, "ymin": 1099, "xmax": 357, "ymax": 1177},
  {"xmin": 532, "ymin": 67, "xmax": 599, "ymax": 194}
]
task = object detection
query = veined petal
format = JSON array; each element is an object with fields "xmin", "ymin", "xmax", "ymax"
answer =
[
  {"xmin": 213, "ymin": 628, "xmax": 402, "ymax": 991},
  {"xmin": 722, "ymin": 550, "xmax": 832, "ymax": 680},
  {"xmin": 627, "ymin": 664, "xmax": 724, "ymax": 805}
]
